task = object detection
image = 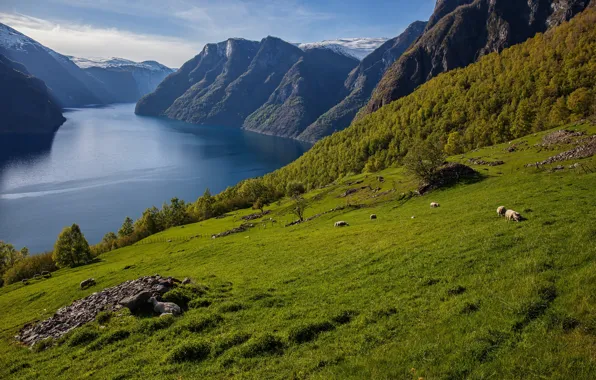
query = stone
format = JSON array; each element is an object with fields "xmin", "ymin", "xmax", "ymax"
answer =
[{"xmin": 118, "ymin": 291, "xmax": 152, "ymax": 312}]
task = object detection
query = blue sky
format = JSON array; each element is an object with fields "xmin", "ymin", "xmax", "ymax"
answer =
[{"xmin": 0, "ymin": 0, "xmax": 436, "ymax": 67}]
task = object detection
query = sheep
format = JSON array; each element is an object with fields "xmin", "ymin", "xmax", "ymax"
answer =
[
  {"xmin": 148, "ymin": 297, "xmax": 182, "ymax": 316},
  {"xmin": 80, "ymin": 278, "xmax": 96, "ymax": 289},
  {"xmin": 505, "ymin": 209, "xmax": 522, "ymax": 222},
  {"xmin": 370, "ymin": 214, "xmax": 377, "ymax": 220},
  {"xmin": 334, "ymin": 221, "xmax": 349, "ymax": 227},
  {"xmin": 430, "ymin": 202, "xmax": 440, "ymax": 208},
  {"xmin": 497, "ymin": 206, "xmax": 506, "ymax": 217}
]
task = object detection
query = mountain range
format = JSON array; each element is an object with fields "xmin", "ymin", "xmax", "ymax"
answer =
[
  {"xmin": 0, "ymin": 23, "xmax": 172, "ymax": 108},
  {"xmin": 135, "ymin": 27, "xmax": 425, "ymax": 141}
]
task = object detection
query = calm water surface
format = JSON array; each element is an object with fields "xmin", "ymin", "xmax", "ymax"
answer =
[{"xmin": 0, "ymin": 104, "xmax": 310, "ymax": 253}]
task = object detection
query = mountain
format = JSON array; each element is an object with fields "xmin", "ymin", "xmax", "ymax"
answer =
[
  {"xmin": 267, "ymin": 5, "xmax": 596, "ymax": 189},
  {"xmin": 70, "ymin": 57, "xmax": 173, "ymax": 103},
  {"xmin": 297, "ymin": 21, "xmax": 427, "ymax": 142},
  {"xmin": 0, "ymin": 54, "xmax": 65, "ymax": 134},
  {"xmin": 243, "ymin": 47, "xmax": 359, "ymax": 138},
  {"xmin": 361, "ymin": 0, "xmax": 595, "ymax": 118},
  {"xmin": 0, "ymin": 23, "xmax": 110, "ymax": 107},
  {"xmin": 297, "ymin": 37, "xmax": 388, "ymax": 60}
]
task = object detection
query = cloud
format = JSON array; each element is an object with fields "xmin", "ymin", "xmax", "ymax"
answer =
[{"xmin": 0, "ymin": 12, "xmax": 201, "ymax": 67}]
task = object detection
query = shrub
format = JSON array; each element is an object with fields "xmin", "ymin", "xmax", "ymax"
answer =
[
  {"xmin": 2, "ymin": 252, "xmax": 57, "ymax": 285},
  {"xmin": 286, "ymin": 181, "xmax": 306, "ymax": 196},
  {"xmin": 403, "ymin": 140, "xmax": 446, "ymax": 185},
  {"xmin": 137, "ymin": 315, "xmax": 175, "ymax": 334},
  {"xmin": 218, "ymin": 302, "xmax": 244, "ymax": 313},
  {"xmin": 67, "ymin": 328, "xmax": 99, "ymax": 347},
  {"xmin": 288, "ymin": 321, "xmax": 335, "ymax": 344},
  {"xmin": 164, "ymin": 341, "xmax": 211, "ymax": 363},
  {"xmin": 96, "ymin": 311, "xmax": 113, "ymax": 325},
  {"xmin": 188, "ymin": 299, "xmax": 212, "ymax": 309},
  {"xmin": 239, "ymin": 334, "xmax": 285, "ymax": 357}
]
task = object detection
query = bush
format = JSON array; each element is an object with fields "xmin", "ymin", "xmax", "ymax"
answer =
[
  {"xmin": 288, "ymin": 321, "xmax": 335, "ymax": 344},
  {"xmin": 2, "ymin": 252, "xmax": 57, "ymax": 285},
  {"xmin": 286, "ymin": 181, "xmax": 306, "ymax": 196},
  {"xmin": 164, "ymin": 341, "xmax": 211, "ymax": 363},
  {"xmin": 239, "ymin": 334, "xmax": 285, "ymax": 358},
  {"xmin": 137, "ymin": 315, "xmax": 175, "ymax": 334},
  {"xmin": 67, "ymin": 328, "xmax": 99, "ymax": 347}
]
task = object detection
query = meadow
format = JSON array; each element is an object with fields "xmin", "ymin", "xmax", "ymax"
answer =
[{"xmin": 0, "ymin": 123, "xmax": 595, "ymax": 379}]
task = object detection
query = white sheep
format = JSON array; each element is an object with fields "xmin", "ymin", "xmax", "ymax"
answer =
[
  {"xmin": 370, "ymin": 214, "xmax": 377, "ymax": 220},
  {"xmin": 334, "ymin": 221, "xmax": 349, "ymax": 227},
  {"xmin": 430, "ymin": 202, "xmax": 440, "ymax": 208},
  {"xmin": 148, "ymin": 297, "xmax": 182, "ymax": 316},
  {"xmin": 505, "ymin": 209, "xmax": 522, "ymax": 222},
  {"xmin": 497, "ymin": 206, "xmax": 506, "ymax": 217}
]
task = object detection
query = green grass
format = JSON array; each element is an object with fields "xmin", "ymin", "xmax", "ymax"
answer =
[{"xmin": 1, "ymin": 123, "xmax": 595, "ymax": 379}]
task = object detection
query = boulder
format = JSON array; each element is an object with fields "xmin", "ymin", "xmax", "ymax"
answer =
[{"xmin": 118, "ymin": 291, "xmax": 152, "ymax": 312}]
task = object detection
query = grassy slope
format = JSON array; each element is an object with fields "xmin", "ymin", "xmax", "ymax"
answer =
[{"xmin": 1, "ymin": 123, "xmax": 595, "ymax": 379}]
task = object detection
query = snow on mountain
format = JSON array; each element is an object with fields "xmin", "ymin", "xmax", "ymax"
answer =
[
  {"xmin": 70, "ymin": 56, "xmax": 171, "ymax": 71},
  {"xmin": 298, "ymin": 38, "xmax": 388, "ymax": 60}
]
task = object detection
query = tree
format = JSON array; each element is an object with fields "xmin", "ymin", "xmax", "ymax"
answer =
[
  {"xmin": 118, "ymin": 217, "xmax": 134, "ymax": 238},
  {"xmin": 238, "ymin": 179, "xmax": 272, "ymax": 205},
  {"xmin": 285, "ymin": 181, "xmax": 306, "ymax": 197},
  {"xmin": 19, "ymin": 247, "xmax": 29, "ymax": 259},
  {"xmin": 290, "ymin": 195, "xmax": 309, "ymax": 222},
  {"xmin": 253, "ymin": 197, "xmax": 267, "ymax": 213},
  {"xmin": 0, "ymin": 241, "xmax": 19, "ymax": 269},
  {"xmin": 444, "ymin": 131, "xmax": 464, "ymax": 155},
  {"xmin": 101, "ymin": 232, "xmax": 118, "ymax": 250},
  {"xmin": 403, "ymin": 141, "xmax": 446, "ymax": 184},
  {"xmin": 53, "ymin": 224, "xmax": 92, "ymax": 268},
  {"xmin": 567, "ymin": 87, "xmax": 591, "ymax": 118},
  {"xmin": 134, "ymin": 207, "xmax": 161, "ymax": 236},
  {"xmin": 162, "ymin": 197, "xmax": 189, "ymax": 228},
  {"xmin": 193, "ymin": 188, "xmax": 215, "ymax": 220}
]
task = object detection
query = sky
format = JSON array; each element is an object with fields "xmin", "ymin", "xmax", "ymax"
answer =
[{"xmin": 0, "ymin": 0, "xmax": 436, "ymax": 68}]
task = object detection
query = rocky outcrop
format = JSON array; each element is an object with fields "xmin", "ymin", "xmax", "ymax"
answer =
[
  {"xmin": 361, "ymin": 0, "xmax": 594, "ymax": 118},
  {"xmin": 0, "ymin": 54, "xmax": 65, "ymax": 134},
  {"xmin": 297, "ymin": 21, "xmax": 426, "ymax": 142},
  {"xmin": 16, "ymin": 275, "xmax": 179, "ymax": 346}
]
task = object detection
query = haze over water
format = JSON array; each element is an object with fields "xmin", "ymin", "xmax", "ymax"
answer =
[{"xmin": 0, "ymin": 104, "xmax": 309, "ymax": 253}]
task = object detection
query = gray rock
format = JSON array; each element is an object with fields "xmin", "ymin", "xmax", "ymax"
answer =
[{"xmin": 118, "ymin": 291, "xmax": 152, "ymax": 311}]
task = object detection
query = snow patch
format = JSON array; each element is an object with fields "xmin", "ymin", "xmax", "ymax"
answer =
[
  {"xmin": 298, "ymin": 37, "xmax": 388, "ymax": 60},
  {"xmin": 70, "ymin": 56, "xmax": 171, "ymax": 71}
]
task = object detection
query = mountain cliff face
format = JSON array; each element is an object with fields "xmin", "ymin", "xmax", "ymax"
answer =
[
  {"xmin": 0, "ymin": 23, "xmax": 108, "ymax": 107},
  {"xmin": 361, "ymin": 0, "xmax": 594, "ymax": 117},
  {"xmin": 297, "ymin": 21, "xmax": 426, "ymax": 142},
  {"xmin": 0, "ymin": 54, "xmax": 65, "ymax": 134},
  {"xmin": 72, "ymin": 58, "xmax": 173, "ymax": 103},
  {"xmin": 243, "ymin": 47, "xmax": 359, "ymax": 138}
]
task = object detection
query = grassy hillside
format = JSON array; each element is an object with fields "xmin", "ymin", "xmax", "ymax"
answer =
[
  {"xmin": 264, "ymin": 8, "xmax": 596, "ymax": 189},
  {"xmin": 1, "ymin": 122, "xmax": 595, "ymax": 379}
]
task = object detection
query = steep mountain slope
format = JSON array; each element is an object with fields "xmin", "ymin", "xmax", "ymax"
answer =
[
  {"xmin": 135, "ymin": 39, "xmax": 260, "ymax": 117},
  {"xmin": 265, "ymin": 6, "xmax": 596, "ymax": 188},
  {"xmin": 297, "ymin": 21, "xmax": 427, "ymax": 142},
  {"xmin": 0, "ymin": 54, "xmax": 65, "ymax": 134},
  {"xmin": 361, "ymin": 0, "xmax": 594, "ymax": 117},
  {"xmin": 0, "ymin": 23, "xmax": 108, "ymax": 107},
  {"xmin": 71, "ymin": 57, "xmax": 173, "ymax": 103},
  {"xmin": 297, "ymin": 37, "xmax": 388, "ymax": 60},
  {"xmin": 242, "ymin": 47, "xmax": 358, "ymax": 138}
]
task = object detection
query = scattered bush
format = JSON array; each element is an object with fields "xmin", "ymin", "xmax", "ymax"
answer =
[
  {"xmin": 288, "ymin": 321, "xmax": 335, "ymax": 344},
  {"xmin": 137, "ymin": 315, "xmax": 175, "ymax": 334},
  {"xmin": 2, "ymin": 252, "xmax": 57, "ymax": 285},
  {"xmin": 164, "ymin": 341, "xmax": 211, "ymax": 363},
  {"xmin": 239, "ymin": 334, "xmax": 285, "ymax": 358},
  {"xmin": 67, "ymin": 328, "xmax": 99, "ymax": 347}
]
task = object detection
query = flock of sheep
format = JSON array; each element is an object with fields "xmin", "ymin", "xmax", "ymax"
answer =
[{"xmin": 334, "ymin": 202, "xmax": 523, "ymax": 227}]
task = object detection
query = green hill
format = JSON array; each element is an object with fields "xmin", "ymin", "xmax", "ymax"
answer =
[
  {"xmin": 266, "ymin": 8, "xmax": 596, "ymax": 189},
  {"xmin": 1, "ymin": 121, "xmax": 595, "ymax": 379}
]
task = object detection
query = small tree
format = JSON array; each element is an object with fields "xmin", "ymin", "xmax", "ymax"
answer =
[
  {"xmin": 20, "ymin": 247, "xmax": 29, "ymax": 259},
  {"xmin": 118, "ymin": 217, "xmax": 135, "ymax": 238},
  {"xmin": 102, "ymin": 232, "xmax": 118, "ymax": 250},
  {"xmin": 193, "ymin": 188, "xmax": 215, "ymax": 220},
  {"xmin": 290, "ymin": 195, "xmax": 309, "ymax": 222},
  {"xmin": 444, "ymin": 131, "xmax": 464, "ymax": 155},
  {"xmin": 403, "ymin": 140, "xmax": 446, "ymax": 184},
  {"xmin": 253, "ymin": 197, "xmax": 267, "ymax": 213},
  {"xmin": 53, "ymin": 224, "xmax": 92, "ymax": 268},
  {"xmin": 285, "ymin": 181, "xmax": 306, "ymax": 197}
]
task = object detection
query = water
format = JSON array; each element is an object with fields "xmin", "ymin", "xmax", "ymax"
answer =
[{"xmin": 0, "ymin": 104, "xmax": 310, "ymax": 253}]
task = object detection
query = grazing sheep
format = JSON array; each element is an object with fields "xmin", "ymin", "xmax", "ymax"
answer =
[
  {"xmin": 370, "ymin": 214, "xmax": 377, "ymax": 220},
  {"xmin": 80, "ymin": 278, "xmax": 96, "ymax": 289},
  {"xmin": 148, "ymin": 297, "xmax": 182, "ymax": 316},
  {"xmin": 497, "ymin": 206, "xmax": 506, "ymax": 217},
  {"xmin": 505, "ymin": 209, "xmax": 522, "ymax": 222},
  {"xmin": 334, "ymin": 221, "xmax": 349, "ymax": 227},
  {"xmin": 430, "ymin": 202, "xmax": 440, "ymax": 208}
]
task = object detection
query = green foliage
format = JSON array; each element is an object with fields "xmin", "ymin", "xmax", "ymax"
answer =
[
  {"xmin": 52, "ymin": 224, "xmax": 92, "ymax": 268},
  {"xmin": 118, "ymin": 217, "xmax": 134, "ymax": 238},
  {"xmin": 2, "ymin": 252, "xmax": 56, "ymax": 285},
  {"xmin": 164, "ymin": 341, "xmax": 211, "ymax": 363},
  {"xmin": 285, "ymin": 181, "xmax": 306, "ymax": 197},
  {"xmin": 264, "ymin": 10, "xmax": 596, "ymax": 189},
  {"xmin": 402, "ymin": 140, "xmax": 447, "ymax": 184},
  {"xmin": 290, "ymin": 195, "xmax": 309, "ymax": 222}
]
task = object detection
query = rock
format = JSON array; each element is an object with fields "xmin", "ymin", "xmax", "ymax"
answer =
[
  {"xmin": 118, "ymin": 291, "xmax": 152, "ymax": 312},
  {"xmin": 41, "ymin": 271, "xmax": 51, "ymax": 278},
  {"xmin": 80, "ymin": 278, "xmax": 96, "ymax": 290},
  {"xmin": 160, "ymin": 313, "xmax": 173, "ymax": 318}
]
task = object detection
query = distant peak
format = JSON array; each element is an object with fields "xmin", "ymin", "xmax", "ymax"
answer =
[{"xmin": 297, "ymin": 37, "xmax": 388, "ymax": 60}]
